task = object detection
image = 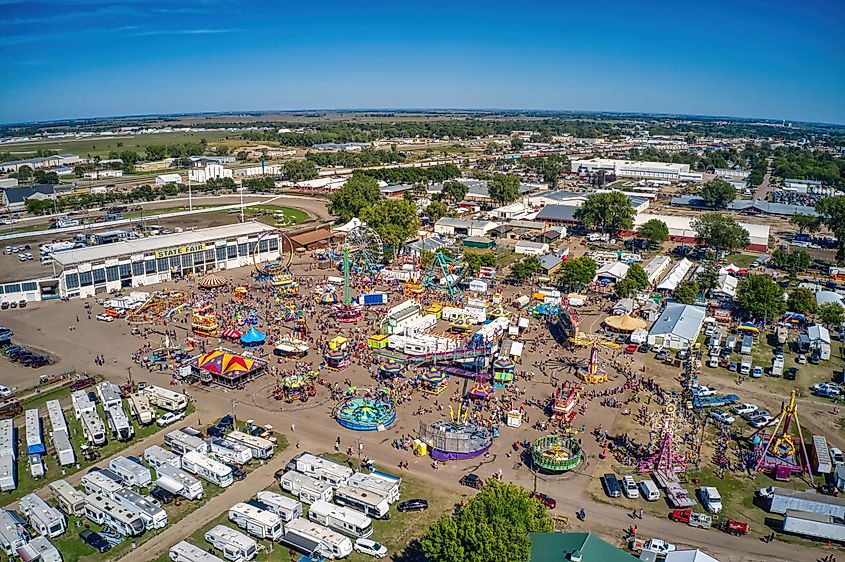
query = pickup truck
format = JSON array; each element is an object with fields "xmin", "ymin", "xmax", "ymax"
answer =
[
  {"xmin": 716, "ymin": 519, "xmax": 750, "ymax": 536},
  {"xmin": 629, "ymin": 537, "xmax": 676, "ymax": 556},
  {"xmin": 669, "ymin": 509, "xmax": 712, "ymax": 529}
]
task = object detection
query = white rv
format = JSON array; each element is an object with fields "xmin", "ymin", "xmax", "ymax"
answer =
[
  {"xmin": 348, "ymin": 471, "xmax": 401, "ymax": 503},
  {"xmin": 26, "ymin": 408, "xmax": 46, "ymax": 478},
  {"xmin": 279, "ymin": 470, "xmax": 333, "ymax": 504},
  {"xmin": 224, "ymin": 430, "xmax": 274, "ymax": 460},
  {"xmin": 80, "ymin": 470, "xmax": 123, "ymax": 499},
  {"xmin": 144, "ymin": 445, "xmax": 181, "ymax": 470},
  {"xmin": 156, "ymin": 462, "xmax": 204, "ymax": 500},
  {"xmin": 333, "ymin": 486, "xmax": 390, "ymax": 519},
  {"xmin": 48, "ymin": 479, "xmax": 86, "ymax": 517},
  {"xmin": 109, "ymin": 456, "xmax": 153, "ymax": 487},
  {"xmin": 20, "ymin": 493, "xmax": 67, "ymax": 538},
  {"xmin": 281, "ymin": 517, "xmax": 353, "ymax": 560},
  {"xmin": 308, "ymin": 499, "xmax": 373, "ymax": 538},
  {"xmin": 17, "ymin": 536, "xmax": 62, "ymax": 562},
  {"xmin": 255, "ymin": 491, "xmax": 302, "ymax": 523},
  {"xmin": 295, "ymin": 453, "xmax": 353, "ymax": 489},
  {"xmin": 83, "ymin": 493, "xmax": 146, "ymax": 537},
  {"xmin": 128, "ymin": 393, "xmax": 154, "ymax": 425},
  {"xmin": 70, "ymin": 390, "xmax": 96, "ymax": 420},
  {"xmin": 228, "ymin": 502, "xmax": 283, "ymax": 541},
  {"xmin": 181, "ymin": 451, "xmax": 234, "ymax": 488},
  {"xmin": 0, "ymin": 510, "xmax": 27, "ymax": 556},
  {"xmin": 142, "ymin": 385, "xmax": 188, "ymax": 412},
  {"xmin": 0, "ymin": 418, "xmax": 14, "ymax": 492},
  {"xmin": 80, "ymin": 410, "xmax": 107, "ymax": 446},
  {"xmin": 170, "ymin": 540, "xmax": 226, "ymax": 562},
  {"xmin": 97, "ymin": 381, "xmax": 123, "ymax": 408},
  {"xmin": 165, "ymin": 429, "xmax": 208, "ymax": 455},
  {"xmin": 104, "ymin": 402, "xmax": 135, "ymax": 441},
  {"xmin": 47, "ymin": 399, "xmax": 74, "ymax": 466},
  {"xmin": 204, "ymin": 524, "xmax": 257, "ymax": 562},
  {"xmin": 112, "ymin": 487, "xmax": 168, "ymax": 530},
  {"xmin": 209, "ymin": 437, "xmax": 252, "ymax": 465}
]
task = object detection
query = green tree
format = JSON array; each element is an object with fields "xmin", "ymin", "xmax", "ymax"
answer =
[
  {"xmin": 737, "ymin": 274, "xmax": 786, "ymax": 321},
  {"xmin": 789, "ymin": 214, "xmax": 820, "ymax": 235},
  {"xmin": 787, "ymin": 288, "xmax": 818, "ymax": 314},
  {"xmin": 696, "ymin": 259, "xmax": 720, "ymax": 292},
  {"xmin": 425, "ymin": 200, "xmax": 451, "ymax": 224},
  {"xmin": 25, "ymin": 198, "xmax": 52, "ymax": 215},
  {"xmin": 818, "ymin": 302, "xmax": 845, "ymax": 327},
  {"xmin": 557, "ymin": 256, "xmax": 597, "ymax": 292},
  {"xmin": 359, "ymin": 199, "xmax": 420, "ymax": 252},
  {"xmin": 283, "ymin": 159, "xmax": 319, "ymax": 182},
  {"xmin": 327, "ymin": 175, "xmax": 382, "ymax": 222},
  {"xmin": 815, "ymin": 196, "xmax": 845, "ymax": 261},
  {"xmin": 700, "ymin": 178, "xmax": 737, "ymax": 209},
  {"xmin": 420, "ymin": 480, "xmax": 553, "ymax": 562},
  {"xmin": 691, "ymin": 213, "xmax": 750, "ymax": 254},
  {"xmin": 637, "ymin": 218, "xmax": 669, "ymax": 246},
  {"xmin": 574, "ymin": 192, "xmax": 635, "ymax": 232},
  {"xmin": 440, "ymin": 180, "xmax": 469, "ymax": 204},
  {"xmin": 12, "ymin": 165, "xmax": 33, "ymax": 181},
  {"xmin": 463, "ymin": 251, "xmax": 498, "ymax": 275},
  {"xmin": 487, "ymin": 174, "xmax": 521, "ymax": 206},
  {"xmin": 673, "ymin": 281, "xmax": 699, "ymax": 304},
  {"xmin": 772, "ymin": 249, "xmax": 811, "ymax": 276},
  {"xmin": 509, "ymin": 256, "xmax": 540, "ymax": 283},
  {"xmin": 34, "ymin": 170, "xmax": 59, "ymax": 184},
  {"xmin": 614, "ymin": 278, "xmax": 638, "ymax": 298},
  {"xmin": 510, "ymin": 138, "xmax": 524, "ymax": 151},
  {"xmin": 625, "ymin": 263, "xmax": 649, "ymax": 290}
]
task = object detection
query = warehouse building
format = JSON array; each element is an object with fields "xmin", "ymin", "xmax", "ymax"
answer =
[
  {"xmin": 570, "ymin": 158, "xmax": 702, "ymax": 181},
  {"xmin": 0, "ymin": 223, "xmax": 280, "ymax": 303},
  {"xmin": 633, "ymin": 214, "xmax": 769, "ymax": 252}
]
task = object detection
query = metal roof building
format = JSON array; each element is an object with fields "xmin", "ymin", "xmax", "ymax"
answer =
[{"xmin": 648, "ymin": 303, "xmax": 706, "ymax": 350}]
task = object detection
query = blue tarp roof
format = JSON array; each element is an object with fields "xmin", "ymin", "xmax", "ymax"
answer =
[{"xmin": 240, "ymin": 327, "xmax": 266, "ymax": 344}]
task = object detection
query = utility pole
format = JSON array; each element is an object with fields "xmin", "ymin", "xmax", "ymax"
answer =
[{"xmin": 187, "ymin": 163, "xmax": 193, "ymax": 212}]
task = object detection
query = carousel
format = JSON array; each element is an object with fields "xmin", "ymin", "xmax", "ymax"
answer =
[
  {"xmin": 419, "ymin": 367, "xmax": 448, "ymax": 395},
  {"xmin": 492, "ymin": 357, "xmax": 516, "ymax": 387},
  {"xmin": 378, "ymin": 359, "xmax": 405, "ymax": 380},
  {"xmin": 466, "ymin": 382, "xmax": 493, "ymax": 400},
  {"xmin": 531, "ymin": 435, "xmax": 583, "ymax": 473},
  {"xmin": 198, "ymin": 273, "xmax": 227, "ymax": 289}
]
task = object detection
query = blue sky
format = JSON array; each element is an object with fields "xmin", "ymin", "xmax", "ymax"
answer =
[{"xmin": 1, "ymin": 0, "xmax": 843, "ymax": 124}]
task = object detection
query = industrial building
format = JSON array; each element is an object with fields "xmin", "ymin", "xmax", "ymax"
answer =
[
  {"xmin": 633, "ymin": 214, "xmax": 769, "ymax": 252},
  {"xmin": 0, "ymin": 223, "xmax": 280, "ymax": 303},
  {"xmin": 570, "ymin": 158, "xmax": 703, "ymax": 181}
]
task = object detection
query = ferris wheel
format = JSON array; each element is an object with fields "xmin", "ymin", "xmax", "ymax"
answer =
[{"xmin": 344, "ymin": 225, "xmax": 384, "ymax": 274}]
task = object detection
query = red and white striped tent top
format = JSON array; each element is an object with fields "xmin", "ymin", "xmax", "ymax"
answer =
[{"xmin": 221, "ymin": 328, "xmax": 243, "ymax": 339}]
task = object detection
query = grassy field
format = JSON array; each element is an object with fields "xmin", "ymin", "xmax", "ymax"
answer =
[
  {"xmin": 723, "ymin": 253, "xmax": 759, "ymax": 268},
  {"xmin": 200, "ymin": 205, "xmax": 309, "ymax": 228},
  {"xmin": 152, "ymin": 453, "xmax": 458, "ymax": 562},
  {"xmin": 0, "ymin": 222, "xmax": 52, "ymax": 236},
  {"xmin": 2, "ymin": 131, "xmax": 235, "ymax": 159},
  {"xmin": 122, "ymin": 204, "xmax": 225, "ymax": 219}
]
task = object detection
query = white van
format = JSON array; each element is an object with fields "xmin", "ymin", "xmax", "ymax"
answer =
[{"xmin": 639, "ymin": 480, "xmax": 660, "ymax": 502}]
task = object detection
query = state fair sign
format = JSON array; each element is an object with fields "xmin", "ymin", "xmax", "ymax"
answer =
[{"xmin": 155, "ymin": 243, "xmax": 206, "ymax": 259}]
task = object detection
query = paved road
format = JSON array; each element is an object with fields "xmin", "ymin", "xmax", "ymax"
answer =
[{"xmin": 753, "ymin": 159, "xmax": 774, "ymax": 201}]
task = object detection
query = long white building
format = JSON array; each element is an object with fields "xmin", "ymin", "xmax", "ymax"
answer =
[{"xmin": 571, "ymin": 158, "xmax": 702, "ymax": 181}]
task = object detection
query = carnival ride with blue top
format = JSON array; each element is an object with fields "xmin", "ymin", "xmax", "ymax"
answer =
[
  {"xmin": 334, "ymin": 397, "xmax": 397, "ymax": 431},
  {"xmin": 422, "ymin": 250, "xmax": 467, "ymax": 296}
]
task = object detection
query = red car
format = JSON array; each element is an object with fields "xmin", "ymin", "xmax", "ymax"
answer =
[
  {"xmin": 531, "ymin": 492, "xmax": 557, "ymax": 509},
  {"xmin": 624, "ymin": 343, "xmax": 638, "ymax": 354}
]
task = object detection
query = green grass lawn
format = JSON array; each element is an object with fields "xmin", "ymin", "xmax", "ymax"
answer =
[
  {"xmin": 723, "ymin": 253, "xmax": 759, "ymax": 268},
  {"xmin": 154, "ymin": 452, "xmax": 458, "ymax": 562},
  {"xmin": 1, "ymin": 131, "xmax": 234, "ymax": 159},
  {"xmin": 0, "ymin": 222, "xmax": 53, "ymax": 236},
  {"xmin": 122, "ymin": 204, "xmax": 224, "ymax": 219}
]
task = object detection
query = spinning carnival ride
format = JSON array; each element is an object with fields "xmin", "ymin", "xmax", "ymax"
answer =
[
  {"xmin": 253, "ymin": 232, "xmax": 294, "ymax": 280},
  {"xmin": 752, "ymin": 389, "xmax": 812, "ymax": 481},
  {"xmin": 570, "ymin": 334, "xmax": 619, "ymax": 384},
  {"xmin": 419, "ymin": 402, "xmax": 493, "ymax": 461},
  {"xmin": 531, "ymin": 435, "xmax": 583, "ymax": 473},
  {"xmin": 333, "ymin": 397, "xmax": 397, "ymax": 431},
  {"xmin": 422, "ymin": 251, "xmax": 467, "ymax": 296}
]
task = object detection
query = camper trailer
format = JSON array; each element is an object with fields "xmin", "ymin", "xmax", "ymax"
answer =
[
  {"xmin": 281, "ymin": 517, "xmax": 353, "ymax": 560},
  {"xmin": 70, "ymin": 390, "xmax": 96, "ymax": 420},
  {"xmin": 181, "ymin": 451, "xmax": 234, "ymax": 488},
  {"xmin": 144, "ymin": 445, "xmax": 181, "ymax": 470},
  {"xmin": 128, "ymin": 393, "xmax": 154, "ymax": 425},
  {"xmin": 0, "ymin": 419, "xmax": 15, "ymax": 492},
  {"xmin": 25, "ymin": 408, "xmax": 46, "ymax": 478},
  {"xmin": 0, "ymin": 509, "xmax": 27, "ymax": 556},
  {"xmin": 307, "ymin": 499, "xmax": 373, "ymax": 538},
  {"xmin": 170, "ymin": 540, "xmax": 226, "ymax": 562},
  {"xmin": 142, "ymin": 385, "xmax": 188, "ymax": 412},
  {"xmin": 109, "ymin": 456, "xmax": 153, "ymax": 487},
  {"xmin": 333, "ymin": 486, "xmax": 390, "ymax": 519},
  {"xmin": 204, "ymin": 525, "xmax": 257, "ymax": 562},
  {"xmin": 112, "ymin": 487, "xmax": 168, "ymax": 530},
  {"xmin": 165, "ymin": 429, "xmax": 208, "ymax": 455},
  {"xmin": 20, "ymin": 493, "xmax": 67, "ymax": 538},
  {"xmin": 48, "ymin": 479, "xmax": 86, "ymax": 517},
  {"xmin": 80, "ymin": 410, "xmax": 107, "ymax": 446},
  {"xmin": 295, "ymin": 453, "xmax": 352, "ymax": 489},
  {"xmin": 97, "ymin": 381, "xmax": 123, "ymax": 408},
  {"xmin": 17, "ymin": 536, "xmax": 61, "ymax": 562},
  {"xmin": 46, "ymin": 399, "xmax": 74, "ymax": 466},
  {"xmin": 80, "ymin": 470, "xmax": 123, "ymax": 499},
  {"xmin": 83, "ymin": 493, "xmax": 146, "ymax": 537},
  {"xmin": 347, "ymin": 471, "xmax": 401, "ymax": 503},
  {"xmin": 811, "ymin": 435, "xmax": 834, "ymax": 475},
  {"xmin": 254, "ymin": 491, "xmax": 302, "ymax": 523},
  {"xmin": 156, "ymin": 462, "xmax": 204, "ymax": 500},
  {"xmin": 208, "ymin": 437, "xmax": 253, "ymax": 465},
  {"xmin": 104, "ymin": 402, "xmax": 134, "ymax": 441},
  {"xmin": 278, "ymin": 470, "xmax": 333, "ymax": 504},
  {"xmin": 223, "ymin": 431, "xmax": 274, "ymax": 460},
  {"xmin": 228, "ymin": 502, "xmax": 283, "ymax": 541},
  {"xmin": 29, "ymin": 453, "xmax": 45, "ymax": 479}
]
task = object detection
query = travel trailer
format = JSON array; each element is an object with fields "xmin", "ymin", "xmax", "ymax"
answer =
[
  {"xmin": 347, "ymin": 471, "xmax": 401, "ymax": 503},
  {"xmin": 104, "ymin": 402, "xmax": 135, "ymax": 441},
  {"xmin": 0, "ymin": 509, "xmax": 27, "ymax": 556},
  {"xmin": 333, "ymin": 486, "xmax": 390, "ymax": 519},
  {"xmin": 208, "ymin": 437, "xmax": 253, "ymax": 465},
  {"xmin": 227, "ymin": 502, "xmax": 283, "ymax": 541},
  {"xmin": 83, "ymin": 493, "xmax": 146, "ymax": 537},
  {"xmin": 164, "ymin": 428, "xmax": 208, "ymax": 455},
  {"xmin": 46, "ymin": 399, "xmax": 74, "ymax": 466},
  {"xmin": 278, "ymin": 470, "xmax": 333, "ymax": 504},
  {"xmin": 109, "ymin": 456, "xmax": 153, "ymax": 487},
  {"xmin": 156, "ymin": 462, "xmax": 204, "ymax": 500},
  {"xmin": 204, "ymin": 525, "xmax": 257, "ymax": 562},
  {"xmin": 307, "ymin": 499, "xmax": 373, "ymax": 538},
  {"xmin": 144, "ymin": 445, "xmax": 181, "ymax": 470},
  {"xmin": 97, "ymin": 381, "xmax": 123, "ymax": 408},
  {"xmin": 281, "ymin": 517, "xmax": 353, "ymax": 560},
  {"xmin": 181, "ymin": 451, "xmax": 234, "ymax": 488},
  {"xmin": 141, "ymin": 385, "xmax": 188, "ymax": 412},
  {"xmin": 48, "ymin": 479, "xmax": 86, "ymax": 516},
  {"xmin": 80, "ymin": 470, "xmax": 123, "ymax": 499},
  {"xmin": 0, "ymin": 418, "xmax": 14, "ymax": 492},
  {"xmin": 254, "ymin": 491, "xmax": 302, "ymax": 523},
  {"xmin": 169, "ymin": 540, "xmax": 225, "ymax": 562},
  {"xmin": 80, "ymin": 410, "xmax": 107, "ymax": 446},
  {"xmin": 112, "ymin": 487, "xmax": 168, "ymax": 530},
  {"xmin": 224, "ymin": 430, "xmax": 274, "ymax": 460},
  {"xmin": 20, "ymin": 493, "xmax": 67, "ymax": 538},
  {"xmin": 295, "ymin": 453, "xmax": 352, "ymax": 489},
  {"xmin": 128, "ymin": 393, "xmax": 154, "ymax": 425},
  {"xmin": 70, "ymin": 390, "xmax": 96, "ymax": 420}
]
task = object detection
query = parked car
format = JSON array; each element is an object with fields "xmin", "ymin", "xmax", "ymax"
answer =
[
  {"xmin": 746, "ymin": 409, "xmax": 771, "ymax": 422},
  {"xmin": 709, "ymin": 411, "xmax": 735, "ymax": 425},
  {"xmin": 796, "ymin": 354, "xmax": 807, "ymax": 364},
  {"xmin": 830, "ymin": 447, "xmax": 845, "ymax": 467},
  {"xmin": 397, "ymin": 499, "xmax": 428, "ymax": 512},
  {"xmin": 756, "ymin": 486, "xmax": 775, "ymax": 499},
  {"xmin": 226, "ymin": 463, "xmax": 246, "ymax": 481},
  {"xmin": 810, "ymin": 352, "xmax": 821, "ymax": 365},
  {"xmin": 784, "ymin": 367, "xmax": 798, "ymax": 381},
  {"xmin": 157, "ymin": 410, "xmax": 185, "ymax": 426},
  {"xmin": 732, "ymin": 403, "xmax": 758, "ymax": 416},
  {"xmin": 206, "ymin": 426, "xmax": 226, "ymax": 438},
  {"xmin": 637, "ymin": 343, "xmax": 649, "ymax": 353},
  {"xmin": 602, "ymin": 473, "xmax": 622, "ymax": 498},
  {"xmin": 0, "ymin": 385, "xmax": 13, "ymax": 399},
  {"xmin": 750, "ymin": 415, "xmax": 778, "ymax": 429},
  {"xmin": 677, "ymin": 350, "xmax": 690, "ymax": 360},
  {"xmin": 79, "ymin": 530, "xmax": 111, "ymax": 553},
  {"xmin": 655, "ymin": 350, "xmax": 669, "ymax": 361},
  {"xmin": 459, "ymin": 474, "xmax": 483, "ymax": 489},
  {"xmin": 217, "ymin": 414, "xmax": 234, "ymax": 429},
  {"xmin": 530, "ymin": 492, "xmax": 557, "ymax": 509},
  {"xmin": 95, "ymin": 313, "xmax": 114, "ymax": 322},
  {"xmin": 624, "ymin": 343, "xmax": 638, "ymax": 354},
  {"xmin": 150, "ymin": 486, "xmax": 175, "ymax": 504},
  {"xmin": 354, "ymin": 538, "xmax": 388, "ymax": 558},
  {"xmin": 728, "ymin": 361, "xmax": 738, "ymax": 372},
  {"xmin": 751, "ymin": 366, "xmax": 763, "ymax": 378},
  {"xmin": 694, "ymin": 386, "xmax": 716, "ymax": 397}
]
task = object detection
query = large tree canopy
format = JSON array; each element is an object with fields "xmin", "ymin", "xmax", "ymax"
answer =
[
  {"xmin": 359, "ymin": 199, "xmax": 420, "ymax": 252},
  {"xmin": 283, "ymin": 159, "xmax": 318, "ymax": 182},
  {"xmin": 487, "ymin": 173, "xmax": 521, "ymax": 206},
  {"xmin": 691, "ymin": 213, "xmax": 750, "ymax": 254},
  {"xmin": 637, "ymin": 218, "xmax": 669, "ymax": 246},
  {"xmin": 327, "ymin": 175, "xmax": 381, "ymax": 221},
  {"xmin": 574, "ymin": 192, "xmax": 635, "ymax": 232},
  {"xmin": 700, "ymin": 178, "xmax": 737, "ymax": 209},
  {"xmin": 737, "ymin": 274, "xmax": 786, "ymax": 321},
  {"xmin": 557, "ymin": 256, "xmax": 597, "ymax": 292},
  {"xmin": 816, "ymin": 196, "xmax": 845, "ymax": 261},
  {"xmin": 420, "ymin": 481, "xmax": 553, "ymax": 562}
]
